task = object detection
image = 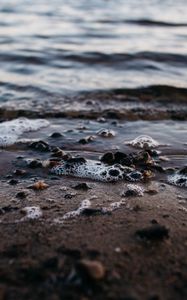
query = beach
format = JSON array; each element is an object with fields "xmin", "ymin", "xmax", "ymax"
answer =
[{"xmin": 0, "ymin": 0, "xmax": 187, "ymax": 299}]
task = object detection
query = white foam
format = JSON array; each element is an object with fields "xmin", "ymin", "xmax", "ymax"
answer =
[
  {"xmin": 123, "ymin": 184, "xmax": 144, "ymax": 197},
  {"xmin": 52, "ymin": 159, "xmax": 139, "ymax": 182},
  {"xmin": 21, "ymin": 206, "xmax": 43, "ymax": 220},
  {"xmin": 53, "ymin": 197, "xmax": 93, "ymax": 224},
  {"xmin": 168, "ymin": 172, "xmax": 187, "ymax": 188},
  {"xmin": 0, "ymin": 117, "xmax": 49, "ymax": 147},
  {"xmin": 97, "ymin": 128, "xmax": 116, "ymax": 138},
  {"xmin": 125, "ymin": 135, "xmax": 159, "ymax": 149}
]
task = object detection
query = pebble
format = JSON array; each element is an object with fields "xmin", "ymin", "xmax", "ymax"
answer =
[
  {"xmin": 73, "ymin": 183, "xmax": 91, "ymax": 190},
  {"xmin": 16, "ymin": 191, "xmax": 27, "ymax": 199},
  {"xmin": 135, "ymin": 225, "xmax": 169, "ymax": 241},
  {"xmin": 97, "ymin": 128, "xmax": 116, "ymax": 138},
  {"xmin": 29, "ymin": 140, "xmax": 50, "ymax": 152},
  {"xmin": 76, "ymin": 259, "xmax": 105, "ymax": 280},
  {"xmin": 50, "ymin": 132, "xmax": 63, "ymax": 138},
  {"xmin": 14, "ymin": 169, "xmax": 27, "ymax": 176},
  {"xmin": 27, "ymin": 180, "xmax": 49, "ymax": 190}
]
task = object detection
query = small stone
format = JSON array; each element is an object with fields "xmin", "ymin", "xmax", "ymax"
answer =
[
  {"xmin": 8, "ymin": 179, "xmax": 18, "ymax": 185},
  {"xmin": 28, "ymin": 160, "xmax": 42, "ymax": 168},
  {"xmin": 16, "ymin": 191, "xmax": 27, "ymax": 199},
  {"xmin": 73, "ymin": 183, "xmax": 91, "ymax": 190},
  {"xmin": 29, "ymin": 140, "xmax": 50, "ymax": 152},
  {"xmin": 28, "ymin": 180, "xmax": 49, "ymax": 190},
  {"xmin": 78, "ymin": 136, "xmax": 95, "ymax": 144},
  {"xmin": 81, "ymin": 208, "xmax": 102, "ymax": 216},
  {"xmin": 51, "ymin": 150, "xmax": 65, "ymax": 158},
  {"xmin": 76, "ymin": 259, "xmax": 105, "ymax": 280},
  {"xmin": 97, "ymin": 128, "xmax": 115, "ymax": 138},
  {"xmin": 179, "ymin": 166, "xmax": 187, "ymax": 175},
  {"xmin": 50, "ymin": 132, "xmax": 63, "ymax": 138},
  {"xmin": 145, "ymin": 189, "xmax": 158, "ymax": 195},
  {"xmin": 14, "ymin": 169, "xmax": 27, "ymax": 176},
  {"xmin": 100, "ymin": 152, "xmax": 114, "ymax": 164},
  {"xmin": 135, "ymin": 225, "xmax": 169, "ymax": 241}
]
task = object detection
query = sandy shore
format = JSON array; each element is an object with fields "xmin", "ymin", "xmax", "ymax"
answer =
[{"xmin": 0, "ymin": 134, "xmax": 187, "ymax": 300}]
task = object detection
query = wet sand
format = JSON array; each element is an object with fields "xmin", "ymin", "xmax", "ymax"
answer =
[{"xmin": 0, "ymin": 115, "xmax": 187, "ymax": 300}]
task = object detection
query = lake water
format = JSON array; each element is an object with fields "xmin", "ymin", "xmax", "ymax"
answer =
[{"xmin": 0, "ymin": 0, "xmax": 187, "ymax": 104}]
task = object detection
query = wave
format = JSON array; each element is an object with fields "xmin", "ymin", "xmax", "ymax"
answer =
[
  {"xmin": 99, "ymin": 18, "xmax": 187, "ymax": 27},
  {"xmin": 1, "ymin": 51, "xmax": 186, "ymax": 69}
]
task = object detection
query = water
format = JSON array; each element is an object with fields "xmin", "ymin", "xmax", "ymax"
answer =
[
  {"xmin": 0, "ymin": 0, "xmax": 186, "ymax": 185},
  {"xmin": 0, "ymin": 0, "xmax": 187, "ymax": 103}
]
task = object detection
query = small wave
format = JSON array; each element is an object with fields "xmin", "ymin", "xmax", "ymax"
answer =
[
  {"xmin": 125, "ymin": 19, "xmax": 187, "ymax": 27},
  {"xmin": 1, "ymin": 51, "xmax": 186, "ymax": 69}
]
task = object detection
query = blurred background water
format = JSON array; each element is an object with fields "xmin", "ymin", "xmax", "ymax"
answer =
[{"xmin": 0, "ymin": 0, "xmax": 187, "ymax": 102}]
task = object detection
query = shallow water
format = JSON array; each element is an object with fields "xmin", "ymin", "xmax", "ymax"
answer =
[
  {"xmin": 0, "ymin": 1, "xmax": 186, "ymax": 186},
  {"xmin": 0, "ymin": 0, "xmax": 187, "ymax": 105}
]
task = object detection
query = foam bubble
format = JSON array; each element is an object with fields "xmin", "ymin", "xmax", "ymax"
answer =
[
  {"xmin": 54, "ymin": 197, "xmax": 94, "ymax": 224},
  {"xmin": 122, "ymin": 184, "xmax": 144, "ymax": 197},
  {"xmin": 168, "ymin": 170, "xmax": 187, "ymax": 188},
  {"xmin": 21, "ymin": 206, "xmax": 43, "ymax": 220},
  {"xmin": 0, "ymin": 117, "xmax": 49, "ymax": 147},
  {"xmin": 125, "ymin": 135, "xmax": 159, "ymax": 149},
  {"xmin": 52, "ymin": 159, "xmax": 140, "ymax": 182},
  {"xmin": 97, "ymin": 129, "xmax": 116, "ymax": 138}
]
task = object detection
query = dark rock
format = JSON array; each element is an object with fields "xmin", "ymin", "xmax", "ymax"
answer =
[
  {"xmin": 16, "ymin": 191, "xmax": 27, "ymax": 199},
  {"xmin": 76, "ymin": 259, "xmax": 105, "ymax": 280},
  {"xmin": 28, "ymin": 160, "xmax": 42, "ymax": 168},
  {"xmin": 100, "ymin": 152, "xmax": 114, "ymax": 164},
  {"xmin": 78, "ymin": 136, "xmax": 95, "ymax": 144},
  {"xmin": 145, "ymin": 189, "xmax": 158, "ymax": 195},
  {"xmin": 150, "ymin": 219, "xmax": 158, "ymax": 224},
  {"xmin": 179, "ymin": 166, "xmax": 187, "ymax": 175},
  {"xmin": 29, "ymin": 140, "xmax": 50, "ymax": 152},
  {"xmin": 64, "ymin": 194, "xmax": 73, "ymax": 199},
  {"xmin": 81, "ymin": 208, "xmax": 103, "ymax": 216},
  {"xmin": 67, "ymin": 157, "xmax": 86, "ymax": 165},
  {"xmin": 50, "ymin": 132, "xmax": 63, "ymax": 138},
  {"xmin": 14, "ymin": 169, "xmax": 27, "ymax": 176},
  {"xmin": 135, "ymin": 225, "xmax": 169, "ymax": 241},
  {"xmin": 0, "ymin": 205, "xmax": 19, "ymax": 215},
  {"xmin": 114, "ymin": 151, "xmax": 127, "ymax": 163},
  {"xmin": 73, "ymin": 183, "xmax": 91, "ymax": 190},
  {"xmin": 8, "ymin": 179, "xmax": 18, "ymax": 185}
]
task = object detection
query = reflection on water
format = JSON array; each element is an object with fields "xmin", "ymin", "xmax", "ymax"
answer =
[{"xmin": 0, "ymin": 0, "xmax": 187, "ymax": 102}]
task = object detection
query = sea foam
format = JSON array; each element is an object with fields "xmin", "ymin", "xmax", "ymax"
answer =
[
  {"xmin": 0, "ymin": 117, "xmax": 49, "ymax": 147},
  {"xmin": 125, "ymin": 135, "xmax": 159, "ymax": 149},
  {"xmin": 52, "ymin": 158, "xmax": 142, "ymax": 182}
]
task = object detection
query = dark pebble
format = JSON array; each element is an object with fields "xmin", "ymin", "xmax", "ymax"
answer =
[
  {"xmin": 28, "ymin": 160, "xmax": 42, "ymax": 168},
  {"xmin": 14, "ymin": 169, "xmax": 27, "ymax": 176},
  {"xmin": 73, "ymin": 183, "xmax": 91, "ymax": 190},
  {"xmin": 50, "ymin": 132, "xmax": 63, "ymax": 138},
  {"xmin": 29, "ymin": 140, "xmax": 50, "ymax": 152},
  {"xmin": 76, "ymin": 259, "xmax": 105, "ymax": 280},
  {"xmin": 150, "ymin": 219, "xmax": 158, "ymax": 224},
  {"xmin": 100, "ymin": 152, "xmax": 114, "ymax": 164},
  {"xmin": 114, "ymin": 151, "xmax": 127, "ymax": 163},
  {"xmin": 67, "ymin": 157, "xmax": 86, "ymax": 165},
  {"xmin": 179, "ymin": 166, "xmax": 187, "ymax": 175},
  {"xmin": 0, "ymin": 205, "xmax": 19, "ymax": 215},
  {"xmin": 16, "ymin": 191, "xmax": 27, "ymax": 199},
  {"xmin": 135, "ymin": 225, "xmax": 169, "ymax": 241},
  {"xmin": 9, "ymin": 179, "xmax": 18, "ymax": 185},
  {"xmin": 81, "ymin": 208, "xmax": 103, "ymax": 216}
]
